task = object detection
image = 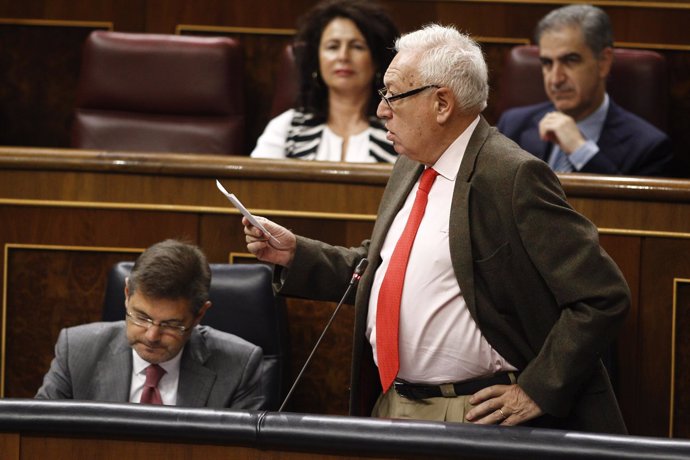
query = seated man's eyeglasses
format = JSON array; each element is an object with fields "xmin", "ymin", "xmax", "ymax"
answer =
[
  {"xmin": 125, "ymin": 310, "xmax": 190, "ymax": 336},
  {"xmin": 378, "ymin": 85, "xmax": 440, "ymax": 109}
]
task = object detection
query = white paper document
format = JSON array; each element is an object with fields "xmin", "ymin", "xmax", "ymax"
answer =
[{"xmin": 215, "ymin": 180, "xmax": 281, "ymax": 245}]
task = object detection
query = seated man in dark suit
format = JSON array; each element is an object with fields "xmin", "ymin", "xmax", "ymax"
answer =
[
  {"xmin": 36, "ymin": 239, "xmax": 265, "ymax": 409},
  {"xmin": 497, "ymin": 4, "xmax": 672, "ymax": 176}
]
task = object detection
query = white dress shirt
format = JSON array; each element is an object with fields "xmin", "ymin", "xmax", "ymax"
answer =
[{"xmin": 367, "ymin": 116, "xmax": 516, "ymax": 384}]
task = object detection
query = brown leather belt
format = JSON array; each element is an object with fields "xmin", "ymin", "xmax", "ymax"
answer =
[{"xmin": 394, "ymin": 372, "xmax": 515, "ymax": 399}]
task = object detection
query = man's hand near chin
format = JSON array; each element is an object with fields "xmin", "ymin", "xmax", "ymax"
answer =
[{"xmin": 538, "ymin": 111, "xmax": 586, "ymax": 154}]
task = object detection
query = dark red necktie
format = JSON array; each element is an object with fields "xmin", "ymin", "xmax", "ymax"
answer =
[
  {"xmin": 376, "ymin": 168, "xmax": 439, "ymax": 392},
  {"xmin": 140, "ymin": 364, "xmax": 166, "ymax": 404}
]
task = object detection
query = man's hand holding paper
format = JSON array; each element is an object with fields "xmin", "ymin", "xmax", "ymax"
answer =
[{"xmin": 243, "ymin": 216, "xmax": 296, "ymax": 267}]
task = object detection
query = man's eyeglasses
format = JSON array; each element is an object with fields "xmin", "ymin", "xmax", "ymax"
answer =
[
  {"xmin": 125, "ymin": 310, "xmax": 191, "ymax": 336},
  {"xmin": 378, "ymin": 85, "xmax": 440, "ymax": 109}
]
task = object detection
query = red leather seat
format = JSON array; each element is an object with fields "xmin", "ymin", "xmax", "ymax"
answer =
[
  {"xmin": 497, "ymin": 45, "xmax": 668, "ymax": 130},
  {"xmin": 268, "ymin": 44, "xmax": 299, "ymax": 118},
  {"xmin": 72, "ymin": 31, "xmax": 246, "ymax": 154}
]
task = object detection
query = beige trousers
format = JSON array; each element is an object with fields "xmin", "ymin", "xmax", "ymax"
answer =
[{"xmin": 371, "ymin": 389, "xmax": 475, "ymax": 422}]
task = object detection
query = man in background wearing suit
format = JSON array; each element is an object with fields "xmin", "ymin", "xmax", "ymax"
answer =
[
  {"xmin": 498, "ymin": 4, "xmax": 672, "ymax": 176},
  {"xmin": 243, "ymin": 24, "xmax": 629, "ymax": 433},
  {"xmin": 36, "ymin": 239, "xmax": 265, "ymax": 409}
]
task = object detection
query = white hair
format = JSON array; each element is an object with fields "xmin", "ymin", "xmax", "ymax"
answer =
[{"xmin": 395, "ymin": 24, "xmax": 488, "ymax": 113}]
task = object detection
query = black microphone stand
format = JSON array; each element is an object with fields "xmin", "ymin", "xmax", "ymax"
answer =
[{"xmin": 278, "ymin": 258, "xmax": 368, "ymax": 412}]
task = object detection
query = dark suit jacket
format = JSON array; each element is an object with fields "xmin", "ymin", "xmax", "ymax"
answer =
[
  {"xmin": 277, "ymin": 117, "xmax": 630, "ymax": 434},
  {"xmin": 497, "ymin": 100, "xmax": 673, "ymax": 176},
  {"xmin": 35, "ymin": 321, "xmax": 265, "ymax": 409}
]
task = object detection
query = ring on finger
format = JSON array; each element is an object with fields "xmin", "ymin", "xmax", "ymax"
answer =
[{"xmin": 498, "ymin": 408, "xmax": 506, "ymax": 419}]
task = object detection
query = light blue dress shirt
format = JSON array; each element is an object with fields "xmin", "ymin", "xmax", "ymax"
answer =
[{"xmin": 548, "ymin": 94, "xmax": 609, "ymax": 172}]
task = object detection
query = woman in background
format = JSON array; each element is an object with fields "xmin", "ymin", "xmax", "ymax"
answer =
[{"xmin": 250, "ymin": 0, "xmax": 399, "ymax": 163}]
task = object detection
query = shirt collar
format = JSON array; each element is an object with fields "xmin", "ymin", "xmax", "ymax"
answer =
[
  {"xmin": 132, "ymin": 346, "xmax": 184, "ymax": 376},
  {"xmin": 431, "ymin": 115, "xmax": 481, "ymax": 180},
  {"xmin": 576, "ymin": 93, "xmax": 609, "ymax": 143}
]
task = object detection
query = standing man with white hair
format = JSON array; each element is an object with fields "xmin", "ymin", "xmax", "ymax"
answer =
[{"xmin": 243, "ymin": 24, "xmax": 629, "ymax": 433}]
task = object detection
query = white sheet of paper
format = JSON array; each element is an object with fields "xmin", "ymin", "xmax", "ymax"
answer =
[{"xmin": 215, "ymin": 180, "xmax": 281, "ymax": 245}]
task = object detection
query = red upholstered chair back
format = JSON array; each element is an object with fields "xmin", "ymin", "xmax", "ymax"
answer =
[
  {"xmin": 497, "ymin": 45, "xmax": 668, "ymax": 130},
  {"xmin": 72, "ymin": 31, "xmax": 245, "ymax": 154},
  {"xmin": 269, "ymin": 44, "xmax": 299, "ymax": 118}
]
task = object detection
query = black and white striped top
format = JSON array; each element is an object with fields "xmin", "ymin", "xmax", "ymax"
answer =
[{"xmin": 251, "ymin": 109, "xmax": 398, "ymax": 163}]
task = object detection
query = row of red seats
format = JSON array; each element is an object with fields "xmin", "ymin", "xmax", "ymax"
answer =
[{"xmin": 72, "ymin": 31, "xmax": 667, "ymax": 156}]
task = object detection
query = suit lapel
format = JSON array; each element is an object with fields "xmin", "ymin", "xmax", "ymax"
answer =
[
  {"xmin": 176, "ymin": 328, "xmax": 216, "ymax": 407},
  {"xmin": 448, "ymin": 117, "xmax": 490, "ymax": 322},
  {"xmin": 93, "ymin": 326, "xmax": 132, "ymax": 402},
  {"xmin": 592, "ymin": 102, "xmax": 623, "ymax": 157},
  {"xmin": 368, "ymin": 158, "xmax": 423, "ymax": 262}
]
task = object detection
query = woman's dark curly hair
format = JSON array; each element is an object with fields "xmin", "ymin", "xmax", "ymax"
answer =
[{"xmin": 294, "ymin": 0, "xmax": 399, "ymax": 121}]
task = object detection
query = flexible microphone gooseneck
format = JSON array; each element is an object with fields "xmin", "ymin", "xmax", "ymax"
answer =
[{"xmin": 278, "ymin": 258, "xmax": 369, "ymax": 412}]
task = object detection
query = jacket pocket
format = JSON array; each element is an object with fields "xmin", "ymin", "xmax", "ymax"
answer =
[{"xmin": 474, "ymin": 241, "xmax": 511, "ymax": 272}]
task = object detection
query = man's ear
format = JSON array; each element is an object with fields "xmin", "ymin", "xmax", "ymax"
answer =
[
  {"xmin": 194, "ymin": 301, "xmax": 212, "ymax": 325},
  {"xmin": 435, "ymin": 87, "xmax": 454, "ymax": 124},
  {"xmin": 598, "ymin": 47, "xmax": 614, "ymax": 79}
]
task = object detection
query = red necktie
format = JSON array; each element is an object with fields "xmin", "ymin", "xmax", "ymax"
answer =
[
  {"xmin": 376, "ymin": 167, "xmax": 438, "ymax": 392},
  {"xmin": 140, "ymin": 364, "xmax": 166, "ymax": 404}
]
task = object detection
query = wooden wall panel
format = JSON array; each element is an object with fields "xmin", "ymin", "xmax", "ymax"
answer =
[
  {"xmin": 281, "ymin": 297, "xmax": 356, "ymax": 415},
  {"xmin": 0, "ymin": 21, "xmax": 108, "ymax": 147},
  {"xmin": 637, "ymin": 237, "xmax": 690, "ymax": 436},
  {"xmin": 17, "ymin": 433, "xmax": 418, "ymax": 460},
  {"xmin": 144, "ymin": 0, "xmax": 316, "ymax": 32},
  {"xmin": 598, "ymin": 234, "xmax": 641, "ymax": 424},
  {"xmin": 0, "ymin": 433, "xmax": 19, "ymax": 460},
  {"xmin": 3, "ymin": 149, "xmax": 690, "ymax": 435},
  {"xmin": 0, "ymin": 1, "xmax": 145, "ymax": 30},
  {"xmin": 4, "ymin": 247, "xmax": 139, "ymax": 398},
  {"xmin": 199, "ymin": 212, "xmax": 374, "ymax": 414},
  {"xmin": 672, "ymin": 280, "xmax": 690, "ymax": 438},
  {"xmin": 0, "ymin": 206, "xmax": 200, "ymax": 398},
  {"xmin": 20, "ymin": 436, "xmax": 258, "ymax": 460}
]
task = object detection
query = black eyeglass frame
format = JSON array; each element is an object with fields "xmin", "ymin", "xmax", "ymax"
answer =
[
  {"xmin": 125, "ymin": 309, "xmax": 192, "ymax": 336},
  {"xmin": 378, "ymin": 84, "xmax": 440, "ymax": 109}
]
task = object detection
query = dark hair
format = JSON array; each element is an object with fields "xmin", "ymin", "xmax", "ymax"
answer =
[
  {"xmin": 128, "ymin": 239, "xmax": 211, "ymax": 314},
  {"xmin": 535, "ymin": 4, "xmax": 613, "ymax": 57},
  {"xmin": 294, "ymin": 0, "xmax": 399, "ymax": 120}
]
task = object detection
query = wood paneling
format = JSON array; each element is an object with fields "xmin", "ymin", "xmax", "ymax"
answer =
[
  {"xmin": 4, "ymin": 246, "xmax": 139, "ymax": 398},
  {"xmin": 0, "ymin": 21, "xmax": 108, "ymax": 147},
  {"xmin": 16, "ymin": 435, "xmax": 468, "ymax": 460},
  {"xmin": 16, "ymin": 434, "xmax": 443, "ymax": 460},
  {"xmin": 672, "ymin": 280, "xmax": 690, "ymax": 438},
  {"xmin": 0, "ymin": 433, "xmax": 19, "ymax": 460},
  {"xmin": 636, "ymin": 238, "xmax": 690, "ymax": 437},
  {"xmin": 0, "ymin": 149, "xmax": 387, "ymax": 414},
  {"xmin": 598, "ymin": 235, "xmax": 641, "ymax": 422},
  {"xmin": 2, "ymin": 148, "xmax": 690, "ymax": 436}
]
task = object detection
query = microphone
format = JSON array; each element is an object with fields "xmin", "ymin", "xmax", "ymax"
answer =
[{"xmin": 278, "ymin": 258, "xmax": 368, "ymax": 412}]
